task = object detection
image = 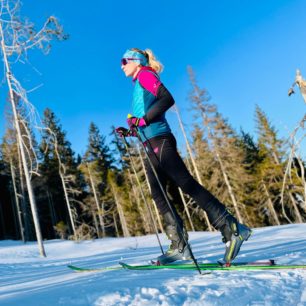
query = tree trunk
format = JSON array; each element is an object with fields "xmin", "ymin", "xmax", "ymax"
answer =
[
  {"xmin": 59, "ymin": 172, "xmax": 76, "ymax": 235},
  {"xmin": 9, "ymin": 158, "xmax": 25, "ymax": 241},
  {"xmin": 101, "ymin": 202, "xmax": 106, "ymax": 238},
  {"xmin": 91, "ymin": 208, "xmax": 100, "ymax": 237},
  {"xmin": 113, "ymin": 211, "xmax": 120, "ymax": 237},
  {"xmin": 178, "ymin": 188, "xmax": 195, "ymax": 231},
  {"xmin": 262, "ymin": 181, "xmax": 280, "ymax": 225},
  {"xmin": 288, "ymin": 192, "xmax": 303, "ymax": 223},
  {"xmin": 17, "ymin": 143, "xmax": 30, "ymax": 241},
  {"xmin": 110, "ymin": 182, "xmax": 130, "ymax": 237},
  {"xmin": 86, "ymin": 163, "xmax": 105, "ymax": 237},
  {"xmin": 215, "ymin": 151, "xmax": 243, "ymax": 223}
]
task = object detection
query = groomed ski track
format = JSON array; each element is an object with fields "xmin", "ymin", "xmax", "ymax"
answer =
[{"xmin": 1, "ymin": 224, "xmax": 306, "ymax": 305}]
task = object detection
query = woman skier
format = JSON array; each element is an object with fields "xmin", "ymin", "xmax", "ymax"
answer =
[{"xmin": 116, "ymin": 48, "xmax": 251, "ymax": 265}]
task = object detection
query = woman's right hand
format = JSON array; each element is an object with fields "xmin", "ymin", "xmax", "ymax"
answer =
[{"xmin": 115, "ymin": 127, "xmax": 136, "ymax": 138}]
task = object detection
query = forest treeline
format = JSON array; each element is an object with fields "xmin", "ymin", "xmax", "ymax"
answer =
[{"xmin": 1, "ymin": 67, "xmax": 305, "ymax": 243}]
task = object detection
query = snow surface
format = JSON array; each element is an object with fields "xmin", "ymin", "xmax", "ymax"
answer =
[{"xmin": 1, "ymin": 224, "xmax": 306, "ymax": 306}]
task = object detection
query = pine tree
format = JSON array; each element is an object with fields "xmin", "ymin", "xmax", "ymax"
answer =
[
  {"xmin": 84, "ymin": 123, "xmax": 114, "ymax": 191},
  {"xmin": 237, "ymin": 130, "xmax": 268, "ymax": 226},
  {"xmin": 255, "ymin": 105, "xmax": 304, "ymax": 224},
  {"xmin": 188, "ymin": 66, "xmax": 251, "ymax": 224}
]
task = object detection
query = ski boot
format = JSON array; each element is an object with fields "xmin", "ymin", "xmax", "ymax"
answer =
[
  {"xmin": 220, "ymin": 215, "xmax": 252, "ymax": 264},
  {"xmin": 157, "ymin": 211, "xmax": 191, "ymax": 265}
]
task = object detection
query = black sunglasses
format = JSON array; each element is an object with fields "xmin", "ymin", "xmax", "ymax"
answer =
[{"xmin": 121, "ymin": 58, "xmax": 139, "ymax": 66}]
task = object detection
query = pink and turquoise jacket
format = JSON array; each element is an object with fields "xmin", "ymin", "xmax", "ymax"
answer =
[{"xmin": 132, "ymin": 67, "xmax": 173, "ymax": 141}]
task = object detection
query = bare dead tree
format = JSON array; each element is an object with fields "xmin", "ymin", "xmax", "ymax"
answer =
[
  {"xmin": 288, "ymin": 69, "xmax": 306, "ymax": 103},
  {"xmin": 0, "ymin": 0, "xmax": 67, "ymax": 256},
  {"xmin": 281, "ymin": 69, "xmax": 306, "ymax": 220}
]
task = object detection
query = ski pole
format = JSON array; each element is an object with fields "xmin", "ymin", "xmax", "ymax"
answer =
[
  {"xmin": 132, "ymin": 125, "xmax": 202, "ymax": 275},
  {"xmin": 121, "ymin": 134, "xmax": 165, "ymax": 255}
]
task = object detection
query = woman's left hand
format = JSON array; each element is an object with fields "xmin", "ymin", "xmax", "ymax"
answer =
[{"xmin": 127, "ymin": 116, "xmax": 147, "ymax": 128}]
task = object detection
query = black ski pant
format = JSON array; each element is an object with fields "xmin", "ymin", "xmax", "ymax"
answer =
[{"xmin": 143, "ymin": 133, "xmax": 229, "ymax": 229}]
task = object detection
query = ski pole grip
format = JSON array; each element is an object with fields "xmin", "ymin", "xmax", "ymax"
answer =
[{"xmin": 127, "ymin": 113, "xmax": 141, "ymax": 139}]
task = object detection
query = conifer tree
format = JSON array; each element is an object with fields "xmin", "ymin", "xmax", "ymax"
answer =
[
  {"xmin": 188, "ymin": 66, "xmax": 250, "ymax": 224},
  {"xmin": 237, "ymin": 130, "xmax": 269, "ymax": 226},
  {"xmin": 255, "ymin": 105, "xmax": 304, "ymax": 224},
  {"xmin": 213, "ymin": 112, "xmax": 253, "ymax": 223},
  {"xmin": 84, "ymin": 123, "xmax": 114, "ymax": 190}
]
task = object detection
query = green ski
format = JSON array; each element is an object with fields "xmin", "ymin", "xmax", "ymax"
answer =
[
  {"xmin": 119, "ymin": 261, "xmax": 306, "ymax": 271},
  {"xmin": 67, "ymin": 264, "xmax": 122, "ymax": 272},
  {"xmin": 68, "ymin": 260, "xmax": 273, "ymax": 272},
  {"xmin": 68, "ymin": 260, "xmax": 306, "ymax": 273}
]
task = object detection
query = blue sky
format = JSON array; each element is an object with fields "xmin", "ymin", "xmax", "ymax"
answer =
[{"xmin": 0, "ymin": 0, "xmax": 306, "ymax": 157}]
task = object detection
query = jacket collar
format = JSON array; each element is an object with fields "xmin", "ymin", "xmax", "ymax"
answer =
[{"xmin": 133, "ymin": 66, "xmax": 157, "ymax": 82}]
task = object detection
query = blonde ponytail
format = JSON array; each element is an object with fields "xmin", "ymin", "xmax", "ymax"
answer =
[
  {"xmin": 144, "ymin": 49, "xmax": 164, "ymax": 74},
  {"xmin": 130, "ymin": 48, "xmax": 164, "ymax": 74}
]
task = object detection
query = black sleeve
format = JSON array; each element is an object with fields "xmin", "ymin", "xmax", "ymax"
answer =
[{"xmin": 143, "ymin": 84, "xmax": 175, "ymax": 124}]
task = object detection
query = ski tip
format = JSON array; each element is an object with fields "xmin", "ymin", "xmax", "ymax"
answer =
[{"xmin": 67, "ymin": 265, "xmax": 85, "ymax": 272}]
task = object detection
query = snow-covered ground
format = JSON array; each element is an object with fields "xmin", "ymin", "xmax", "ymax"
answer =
[{"xmin": 1, "ymin": 224, "xmax": 306, "ymax": 306}]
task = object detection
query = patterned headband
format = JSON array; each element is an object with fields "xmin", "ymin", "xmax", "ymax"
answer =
[{"xmin": 122, "ymin": 49, "xmax": 148, "ymax": 66}]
